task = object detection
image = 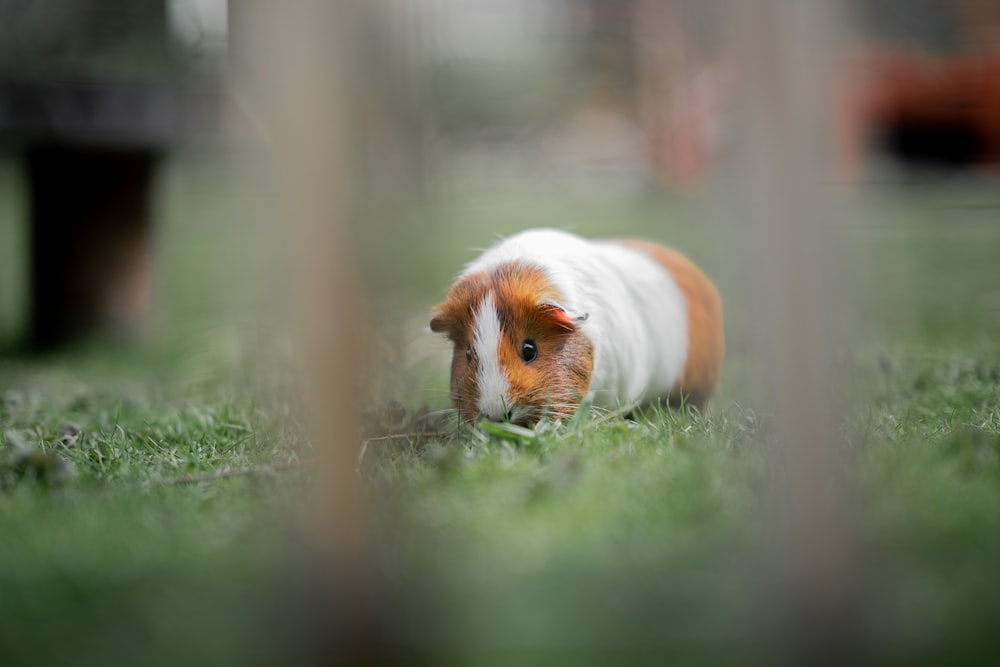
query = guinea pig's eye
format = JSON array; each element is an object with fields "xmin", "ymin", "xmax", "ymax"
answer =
[
  {"xmin": 520, "ymin": 339, "xmax": 538, "ymax": 364},
  {"xmin": 465, "ymin": 346, "xmax": 473, "ymax": 364}
]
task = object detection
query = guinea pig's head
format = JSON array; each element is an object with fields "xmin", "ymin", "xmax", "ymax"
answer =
[{"xmin": 430, "ymin": 263, "xmax": 593, "ymax": 426}]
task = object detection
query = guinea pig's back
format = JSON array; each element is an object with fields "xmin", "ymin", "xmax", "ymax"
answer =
[{"xmin": 616, "ymin": 240, "xmax": 724, "ymax": 409}]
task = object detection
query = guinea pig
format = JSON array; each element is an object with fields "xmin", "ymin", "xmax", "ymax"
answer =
[{"xmin": 430, "ymin": 228, "xmax": 724, "ymax": 425}]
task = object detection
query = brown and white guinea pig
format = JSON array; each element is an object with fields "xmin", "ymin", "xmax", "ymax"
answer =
[{"xmin": 430, "ymin": 228, "xmax": 724, "ymax": 425}]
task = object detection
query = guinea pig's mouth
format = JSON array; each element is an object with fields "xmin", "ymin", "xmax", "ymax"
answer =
[
  {"xmin": 477, "ymin": 405, "xmax": 536, "ymax": 428},
  {"xmin": 512, "ymin": 404, "xmax": 559, "ymax": 427}
]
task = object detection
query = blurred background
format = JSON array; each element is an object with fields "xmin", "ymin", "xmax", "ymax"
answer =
[
  {"xmin": 1, "ymin": 0, "xmax": 998, "ymax": 358},
  {"xmin": 0, "ymin": 1, "xmax": 999, "ymax": 665}
]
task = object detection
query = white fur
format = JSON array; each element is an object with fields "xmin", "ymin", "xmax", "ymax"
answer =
[
  {"xmin": 472, "ymin": 293, "xmax": 510, "ymax": 420},
  {"xmin": 462, "ymin": 228, "xmax": 689, "ymax": 411}
]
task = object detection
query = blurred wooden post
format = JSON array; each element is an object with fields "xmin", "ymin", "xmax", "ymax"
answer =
[
  {"xmin": 250, "ymin": 0, "xmax": 375, "ymax": 660},
  {"xmin": 722, "ymin": 2, "xmax": 857, "ymax": 664}
]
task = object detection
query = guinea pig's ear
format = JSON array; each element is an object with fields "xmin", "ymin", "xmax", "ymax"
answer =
[
  {"xmin": 538, "ymin": 302, "xmax": 588, "ymax": 332},
  {"xmin": 430, "ymin": 305, "xmax": 460, "ymax": 339},
  {"xmin": 429, "ymin": 310, "xmax": 451, "ymax": 334}
]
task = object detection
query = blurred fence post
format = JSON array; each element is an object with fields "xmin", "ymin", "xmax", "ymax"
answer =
[
  {"xmin": 249, "ymin": 0, "xmax": 377, "ymax": 661},
  {"xmin": 721, "ymin": 2, "xmax": 858, "ymax": 664}
]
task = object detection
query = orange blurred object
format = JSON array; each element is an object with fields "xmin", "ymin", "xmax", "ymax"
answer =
[{"xmin": 842, "ymin": 48, "xmax": 1000, "ymax": 174}]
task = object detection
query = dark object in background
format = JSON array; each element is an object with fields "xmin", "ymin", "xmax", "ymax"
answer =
[
  {"xmin": 0, "ymin": 0, "xmax": 218, "ymax": 350},
  {"xmin": 24, "ymin": 145, "xmax": 160, "ymax": 348},
  {"xmin": 878, "ymin": 116, "xmax": 986, "ymax": 169},
  {"xmin": 858, "ymin": 50, "xmax": 1000, "ymax": 173},
  {"xmin": 846, "ymin": 0, "xmax": 1000, "ymax": 174}
]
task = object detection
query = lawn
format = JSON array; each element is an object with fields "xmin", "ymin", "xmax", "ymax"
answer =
[{"xmin": 1, "ymin": 154, "xmax": 999, "ymax": 666}]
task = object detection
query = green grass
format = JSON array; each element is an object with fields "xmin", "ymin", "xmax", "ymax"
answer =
[{"xmin": 2, "ymin": 155, "xmax": 1000, "ymax": 665}]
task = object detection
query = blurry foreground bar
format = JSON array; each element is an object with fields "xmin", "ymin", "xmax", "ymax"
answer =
[
  {"xmin": 0, "ymin": 0, "xmax": 220, "ymax": 349},
  {"xmin": 723, "ymin": 1, "xmax": 859, "ymax": 665},
  {"xmin": 245, "ymin": 0, "xmax": 383, "ymax": 661}
]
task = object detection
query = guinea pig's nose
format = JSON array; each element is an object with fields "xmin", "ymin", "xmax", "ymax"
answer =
[{"xmin": 478, "ymin": 408, "xmax": 514, "ymax": 423}]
